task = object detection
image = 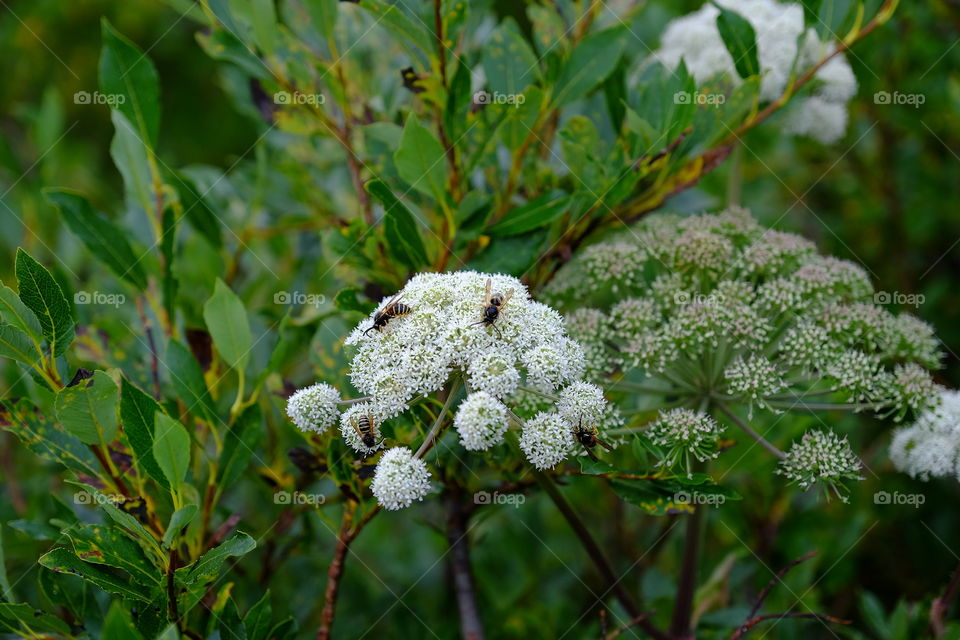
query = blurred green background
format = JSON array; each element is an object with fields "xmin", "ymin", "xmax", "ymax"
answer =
[{"xmin": 1, "ymin": 1, "xmax": 959, "ymax": 638}]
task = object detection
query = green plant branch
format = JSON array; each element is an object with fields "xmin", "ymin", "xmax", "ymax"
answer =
[{"xmin": 534, "ymin": 470, "xmax": 669, "ymax": 640}]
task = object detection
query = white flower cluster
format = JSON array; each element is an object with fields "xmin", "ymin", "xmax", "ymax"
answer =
[
  {"xmin": 370, "ymin": 447, "xmax": 432, "ymax": 510},
  {"xmin": 288, "ymin": 271, "xmax": 612, "ymax": 509},
  {"xmin": 656, "ymin": 0, "xmax": 857, "ymax": 143},
  {"xmin": 548, "ymin": 208, "xmax": 941, "ymax": 425},
  {"xmin": 777, "ymin": 430, "xmax": 862, "ymax": 501},
  {"xmin": 285, "ymin": 383, "xmax": 341, "ymax": 432},
  {"xmin": 454, "ymin": 392, "xmax": 509, "ymax": 451},
  {"xmin": 546, "ymin": 207, "xmax": 940, "ymax": 499},
  {"xmin": 889, "ymin": 389, "xmax": 960, "ymax": 481}
]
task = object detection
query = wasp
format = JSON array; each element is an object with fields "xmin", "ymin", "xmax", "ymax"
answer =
[
  {"xmin": 573, "ymin": 419, "xmax": 613, "ymax": 460},
  {"xmin": 363, "ymin": 293, "xmax": 412, "ymax": 336},
  {"xmin": 352, "ymin": 413, "xmax": 381, "ymax": 450},
  {"xmin": 472, "ymin": 278, "xmax": 514, "ymax": 338}
]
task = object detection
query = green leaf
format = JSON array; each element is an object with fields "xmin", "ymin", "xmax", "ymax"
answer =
[
  {"xmin": 715, "ymin": 4, "xmax": 760, "ymax": 79},
  {"xmin": 45, "ymin": 188, "xmax": 148, "ymax": 290},
  {"xmin": 155, "ymin": 624, "xmax": 180, "ymax": 640},
  {"xmin": 218, "ymin": 597, "xmax": 248, "ymax": 640},
  {"xmin": 0, "ymin": 525, "xmax": 11, "ymax": 601},
  {"xmin": 333, "ymin": 288, "xmax": 373, "ymax": 314},
  {"xmin": 160, "ymin": 205, "xmax": 177, "ymax": 321},
  {"xmin": 366, "ymin": 179, "xmax": 430, "ymax": 269},
  {"xmin": 0, "ymin": 284, "xmax": 43, "ymax": 342},
  {"xmin": 174, "ymin": 175, "xmax": 222, "ymax": 249},
  {"xmin": 165, "ymin": 340, "xmax": 218, "ymax": 424},
  {"xmin": 800, "ymin": 0, "xmax": 825, "ymax": 27},
  {"xmin": 248, "ymin": 0, "xmax": 278, "ymax": 56},
  {"xmin": 0, "ymin": 324, "xmax": 41, "ymax": 366},
  {"xmin": 66, "ymin": 523, "xmax": 160, "ymax": 587},
  {"xmin": 467, "ymin": 230, "xmax": 547, "ymax": 276},
  {"xmin": 119, "ymin": 378, "xmax": 169, "ymax": 489},
  {"xmin": 487, "ymin": 191, "xmax": 572, "ymax": 236},
  {"xmin": 55, "ymin": 370, "xmax": 119, "ymax": 446},
  {"xmin": 483, "ymin": 18, "xmax": 540, "ymax": 96},
  {"xmin": 0, "ymin": 603, "xmax": 72, "ymax": 636},
  {"xmin": 610, "ymin": 478, "xmax": 695, "ymax": 516},
  {"xmin": 552, "ymin": 28, "xmax": 627, "ymax": 107},
  {"xmin": 2, "ymin": 399, "xmax": 100, "ymax": 477},
  {"xmin": 577, "ymin": 457, "xmax": 618, "ymax": 475},
  {"xmin": 244, "ymin": 591, "xmax": 273, "ymax": 640},
  {"xmin": 99, "ymin": 18, "xmax": 161, "ymax": 147},
  {"xmin": 39, "ymin": 547, "xmax": 152, "ymax": 602},
  {"xmin": 177, "ymin": 532, "xmax": 256, "ymax": 612},
  {"xmin": 305, "ymin": 0, "xmax": 338, "ymax": 41},
  {"xmin": 203, "ymin": 279, "xmax": 253, "ymax": 370},
  {"xmin": 153, "ymin": 413, "xmax": 191, "ymax": 489},
  {"xmin": 355, "ymin": 0, "xmax": 433, "ymax": 55},
  {"xmin": 859, "ymin": 591, "xmax": 889, "ymax": 639},
  {"xmin": 393, "ymin": 114, "xmax": 448, "ymax": 202},
  {"xmin": 102, "ymin": 601, "xmax": 146, "ymax": 640},
  {"xmin": 75, "ymin": 485, "xmax": 164, "ymax": 562},
  {"xmin": 110, "ymin": 109, "xmax": 157, "ymax": 218},
  {"xmin": 218, "ymin": 404, "xmax": 263, "ymax": 490},
  {"xmin": 162, "ymin": 505, "xmax": 198, "ymax": 550},
  {"xmin": 15, "ymin": 248, "xmax": 75, "ymax": 357}
]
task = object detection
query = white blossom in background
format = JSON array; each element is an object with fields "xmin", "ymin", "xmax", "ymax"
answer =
[
  {"xmin": 777, "ymin": 431, "xmax": 862, "ymax": 502},
  {"xmin": 370, "ymin": 448, "xmax": 433, "ymax": 510},
  {"xmin": 289, "ymin": 271, "xmax": 611, "ymax": 509},
  {"xmin": 285, "ymin": 383, "xmax": 341, "ymax": 432},
  {"xmin": 656, "ymin": 0, "xmax": 857, "ymax": 142},
  {"xmin": 889, "ymin": 389, "xmax": 960, "ymax": 480}
]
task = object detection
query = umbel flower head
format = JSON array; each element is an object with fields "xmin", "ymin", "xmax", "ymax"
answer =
[
  {"xmin": 370, "ymin": 447, "xmax": 432, "ymax": 511},
  {"xmin": 285, "ymin": 383, "xmax": 341, "ymax": 432},
  {"xmin": 647, "ymin": 408, "xmax": 723, "ymax": 471},
  {"xmin": 454, "ymin": 392, "xmax": 509, "ymax": 451},
  {"xmin": 549, "ymin": 207, "xmax": 940, "ymax": 499},
  {"xmin": 288, "ymin": 271, "xmax": 611, "ymax": 509},
  {"xmin": 550, "ymin": 208, "xmax": 940, "ymax": 422},
  {"xmin": 889, "ymin": 389, "xmax": 960, "ymax": 481},
  {"xmin": 777, "ymin": 431, "xmax": 862, "ymax": 502},
  {"xmin": 655, "ymin": 0, "xmax": 857, "ymax": 143}
]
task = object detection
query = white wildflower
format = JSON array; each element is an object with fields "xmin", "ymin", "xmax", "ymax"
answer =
[
  {"xmin": 453, "ymin": 392, "xmax": 510, "ymax": 451},
  {"xmin": 467, "ymin": 351, "xmax": 521, "ymax": 398},
  {"xmin": 519, "ymin": 411, "xmax": 575, "ymax": 469},
  {"xmin": 647, "ymin": 408, "xmax": 722, "ymax": 469},
  {"xmin": 724, "ymin": 354, "xmax": 786, "ymax": 413},
  {"xmin": 889, "ymin": 389, "xmax": 960, "ymax": 480},
  {"xmin": 371, "ymin": 447, "xmax": 432, "ymax": 510},
  {"xmin": 339, "ymin": 403, "xmax": 384, "ymax": 455},
  {"xmin": 522, "ymin": 338, "xmax": 586, "ymax": 391},
  {"xmin": 656, "ymin": 0, "xmax": 857, "ymax": 142},
  {"xmin": 556, "ymin": 381, "xmax": 607, "ymax": 427},
  {"xmin": 286, "ymin": 383, "xmax": 341, "ymax": 432},
  {"xmin": 777, "ymin": 430, "xmax": 862, "ymax": 501}
]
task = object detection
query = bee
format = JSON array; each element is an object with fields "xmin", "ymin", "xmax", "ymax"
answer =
[
  {"xmin": 352, "ymin": 413, "xmax": 381, "ymax": 450},
  {"xmin": 472, "ymin": 278, "xmax": 514, "ymax": 338},
  {"xmin": 573, "ymin": 419, "xmax": 613, "ymax": 460},
  {"xmin": 363, "ymin": 293, "xmax": 412, "ymax": 336}
]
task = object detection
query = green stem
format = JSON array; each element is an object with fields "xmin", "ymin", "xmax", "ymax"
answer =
[
  {"xmin": 715, "ymin": 402, "xmax": 784, "ymax": 459},
  {"xmin": 415, "ymin": 378, "xmax": 461, "ymax": 459}
]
